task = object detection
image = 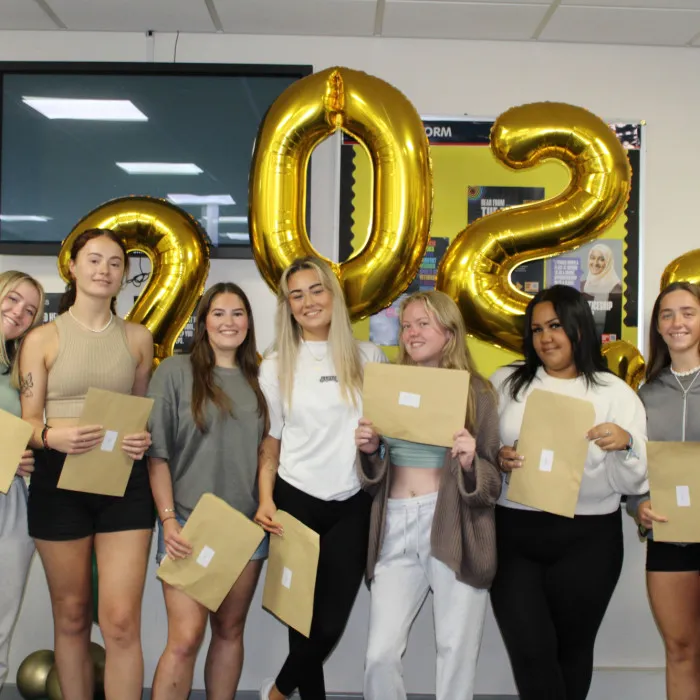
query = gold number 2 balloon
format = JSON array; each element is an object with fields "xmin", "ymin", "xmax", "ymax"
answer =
[
  {"xmin": 58, "ymin": 196, "xmax": 210, "ymax": 366},
  {"xmin": 249, "ymin": 66, "xmax": 432, "ymax": 320},
  {"xmin": 437, "ymin": 102, "xmax": 632, "ymax": 353}
]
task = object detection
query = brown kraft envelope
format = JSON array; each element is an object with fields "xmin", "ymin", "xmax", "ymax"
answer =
[
  {"xmin": 0, "ymin": 408, "xmax": 34, "ymax": 494},
  {"xmin": 507, "ymin": 389, "xmax": 596, "ymax": 518},
  {"xmin": 262, "ymin": 511, "xmax": 320, "ymax": 638},
  {"xmin": 362, "ymin": 362, "xmax": 470, "ymax": 448},
  {"xmin": 58, "ymin": 387, "xmax": 154, "ymax": 497},
  {"xmin": 157, "ymin": 493, "xmax": 266, "ymax": 611},
  {"xmin": 647, "ymin": 442, "xmax": 700, "ymax": 543}
]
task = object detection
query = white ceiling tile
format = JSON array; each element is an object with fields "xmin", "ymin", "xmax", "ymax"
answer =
[
  {"xmin": 561, "ymin": 0, "xmax": 700, "ymax": 8},
  {"xmin": 216, "ymin": 0, "xmax": 377, "ymax": 37},
  {"xmin": 541, "ymin": 5, "xmax": 700, "ymax": 46},
  {"xmin": 389, "ymin": 0, "xmax": 546, "ymax": 4},
  {"xmin": 0, "ymin": 0, "xmax": 59, "ymax": 30},
  {"xmin": 47, "ymin": 0, "xmax": 217, "ymax": 32},
  {"xmin": 383, "ymin": 1, "xmax": 549, "ymax": 40}
]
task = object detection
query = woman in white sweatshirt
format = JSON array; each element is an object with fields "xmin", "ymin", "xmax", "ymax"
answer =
[{"xmin": 489, "ymin": 284, "xmax": 648, "ymax": 700}]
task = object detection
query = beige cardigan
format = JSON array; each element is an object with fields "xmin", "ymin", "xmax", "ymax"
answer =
[{"xmin": 358, "ymin": 376, "xmax": 502, "ymax": 589}]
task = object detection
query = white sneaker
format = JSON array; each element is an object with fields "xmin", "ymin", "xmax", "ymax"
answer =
[{"xmin": 260, "ymin": 678, "xmax": 275, "ymax": 700}]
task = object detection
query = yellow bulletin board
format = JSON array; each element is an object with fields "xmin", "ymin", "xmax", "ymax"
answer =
[{"xmin": 339, "ymin": 117, "xmax": 643, "ymax": 379}]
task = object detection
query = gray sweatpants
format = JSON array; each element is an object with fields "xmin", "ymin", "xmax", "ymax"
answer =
[{"xmin": 0, "ymin": 477, "xmax": 34, "ymax": 688}]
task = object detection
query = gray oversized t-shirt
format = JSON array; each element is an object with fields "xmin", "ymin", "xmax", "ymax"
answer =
[{"xmin": 147, "ymin": 354, "xmax": 264, "ymax": 520}]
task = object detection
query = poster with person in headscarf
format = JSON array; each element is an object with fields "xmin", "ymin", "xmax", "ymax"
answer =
[{"xmin": 546, "ymin": 240, "xmax": 623, "ymax": 343}]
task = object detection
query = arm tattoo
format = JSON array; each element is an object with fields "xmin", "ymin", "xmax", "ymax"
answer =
[
  {"xmin": 19, "ymin": 373, "xmax": 34, "ymax": 398},
  {"xmin": 259, "ymin": 443, "xmax": 279, "ymax": 475}
]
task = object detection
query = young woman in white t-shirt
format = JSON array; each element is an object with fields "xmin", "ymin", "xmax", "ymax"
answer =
[{"xmin": 255, "ymin": 256, "xmax": 385, "ymax": 700}]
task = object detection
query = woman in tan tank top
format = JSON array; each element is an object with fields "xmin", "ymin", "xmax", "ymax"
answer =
[{"xmin": 19, "ymin": 229, "xmax": 154, "ymax": 700}]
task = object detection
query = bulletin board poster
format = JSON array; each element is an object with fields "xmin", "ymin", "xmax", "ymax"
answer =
[{"xmin": 338, "ymin": 118, "xmax": 643, "ymax": 378}]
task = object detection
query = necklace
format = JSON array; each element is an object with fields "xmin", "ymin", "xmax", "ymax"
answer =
[
  {"xmin": 671, "ymin": 365, "xmax": 700, "ymax": 378},
  {"xmin": 68, "ymin": 307, "xmax": 114, "ymax": 333},
  {"xmin": 672, "ymin": 370, "xmax": 700, "ymax": 442},
  {"xmin": 303, "ymin": 341, "xmax": 327, "ymax": 362}
]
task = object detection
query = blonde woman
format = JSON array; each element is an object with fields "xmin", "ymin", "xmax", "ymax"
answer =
[
  {"xmin": 0, "ymin": 271, "xmax": 44, "ymax": 691},
  {"xmin": 255, "ymin": 256, "xmax": 386, "ymax": 700},
  {"xmin": 355, "ymin": 290, "xmax": 501, "ymax": 700}
]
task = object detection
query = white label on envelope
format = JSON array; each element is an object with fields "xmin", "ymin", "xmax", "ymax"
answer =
[
  {"xmin": 100, "ymin": 430, "xmax": 118, "ymax": 452},
  {"xmin": 398, "ymin": 391, "xmax": 421, "ymax": 409},
  {"xmin": 539, "ymin": 449, "xmax": 554, "ymax": 472},
  {"xmin": 677, "ymin": 485, "xmax": 691, "ymax": 507},
  {"xmin": 282, "ymin": 567, "xmax": 293, "ymax": 589},
  {"xmin": 196, "ymin": 546, "xmax": 215, "ymax": 568}
]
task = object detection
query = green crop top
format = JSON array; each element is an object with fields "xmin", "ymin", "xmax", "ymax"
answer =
[{"xmin": 383, "ymin": 436, "xmax": 448, "ymax": 469}]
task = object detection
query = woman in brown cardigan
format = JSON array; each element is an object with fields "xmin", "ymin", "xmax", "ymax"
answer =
[{"xmin": 355, "ymin": 290, "xmax": 501, "ymax": 700}]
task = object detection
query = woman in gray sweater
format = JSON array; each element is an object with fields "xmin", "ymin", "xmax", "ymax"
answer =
[{"xmin": 628, "ymin": 281, "xmax": 700, "ymax": 700}]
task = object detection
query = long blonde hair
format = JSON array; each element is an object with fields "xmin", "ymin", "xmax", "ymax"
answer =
[
  {"xmin": 273, "ymin": 256, "xmax": 363, "ymax": 407},
  {"xmin": 398, "ymin": 290, "xmax": 492, "ymax": 432},
  {"xmin": 0, "ymin": 271, "xmax": 45, "ymax": 387}
]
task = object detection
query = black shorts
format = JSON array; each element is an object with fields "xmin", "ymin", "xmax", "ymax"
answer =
[
  {"xmin": 646, "ymin": 539, "xmax": 700, "ymax": 573},
  {"xmin": 28, "ymin": 449, "xmax": 155, "ymax": 541}
]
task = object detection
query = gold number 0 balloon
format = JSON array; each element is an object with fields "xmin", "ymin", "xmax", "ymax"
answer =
[
  {"xmin": 437, "ymin": 102, "xmax": 632, "ymax": 353},
  {"xmin": 58, "ymin": 196, "xmax": 210, "ymax": 367},
  {"xmin": 249, "ymin": 67, "xmax": 432, "ymax": 319}
]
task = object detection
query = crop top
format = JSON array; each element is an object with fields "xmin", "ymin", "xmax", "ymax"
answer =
[{"xmin": 384, "ymin": 435, "xmax": 448, "ymax": 469}]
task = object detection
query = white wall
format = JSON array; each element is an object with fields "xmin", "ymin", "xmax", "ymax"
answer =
[{"xmin": 2, "ymin": 28, "xmax": 689, "ymax": 696}]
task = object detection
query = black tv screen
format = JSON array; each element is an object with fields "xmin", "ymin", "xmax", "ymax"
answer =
[{"xmin": 0, "ymin": 62, "xmax": 312, "ymax": 258}]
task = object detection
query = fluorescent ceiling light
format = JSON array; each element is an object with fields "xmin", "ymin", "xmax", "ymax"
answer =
[
  {"xmin": 217, "ymin": 216, "xmax": 248, "ymax": 223},
  {"xmin": 167, "ymin": 194, "xmax": 235, "ymax": 206},
  {"xmin": 22, "ymin": 97, "xmax": 148, "ymax": 121},
  {"xmin": 221, "ymin": 233, "xmax": 250, "ymax": 241},
  {"xmin": 0, "ymin": 215, "xmax": 51, "ymax": 222},
  {"xmin": 117, "ymin": 162, "xmax": 203, "ymax": 175}
]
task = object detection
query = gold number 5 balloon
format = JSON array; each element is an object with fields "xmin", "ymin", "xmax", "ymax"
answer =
[
  {"xmin": 58, "ymin": 196, "xmax": 210, "ymax": 366},
  {"xmin": 249, "ymin": 66, "xmax": 432, "ymax": 320},
  {"xmin": 437, "ymin": 102, "xmax": 632, "ymax": 353}
]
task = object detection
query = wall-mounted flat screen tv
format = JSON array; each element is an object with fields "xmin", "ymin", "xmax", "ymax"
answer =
[{"xmin": 0, "ymin": 61, "xmax": 312, "ymax": 258}]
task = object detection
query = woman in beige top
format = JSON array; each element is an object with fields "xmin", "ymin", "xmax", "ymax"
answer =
[{"xmin": 19, "ymin": 228, "xmax": 154, "ymax": 700}]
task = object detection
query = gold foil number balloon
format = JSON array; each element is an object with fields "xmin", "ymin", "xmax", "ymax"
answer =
[
  {"xmin": 437, "ymin": 102, "xmax": 632, "ymax": 353},
  {"xmin": 249, "ymin": 66, "xmax": 432, "ymax": 320},
  {"xmin": 602, "ymin": 340, "xmax": 645, "ymax": 390},
  {"xmin": 58, "ymin": 196, "xmax": 210, "ymax": 367},
  {"xmin": 661, "ymin": 250, "xmax": 700, "ymax": 289}
]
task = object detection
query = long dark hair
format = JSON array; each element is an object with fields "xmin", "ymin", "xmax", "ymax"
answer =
[
  {"xmin": 190, "ymin": 282, "xmax": 268, "ymax": 433},
  {"xmin": 505, "ymin": 284, "xmax": 609, "ymax": 400},
  {"xmin": 58, "ymin": 228, "xmax": 129, "ymax": 314},
  {"xmin": 647, "ymin": 281, "xmax": 700, "ymax": 384}
]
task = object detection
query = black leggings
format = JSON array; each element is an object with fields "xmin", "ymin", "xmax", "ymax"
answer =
[
  {"xmin": 489, "ymin": 506, "xmax": 623, "ymax": 700},
  {"xmin": 273, "ymin": 477, "xmax": 371, "ymax": 700}
]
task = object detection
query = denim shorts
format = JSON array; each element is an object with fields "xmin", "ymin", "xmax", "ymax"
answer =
[{"xmin": 156, "ymin": 513, "xmax": 269, "ymax": 565}]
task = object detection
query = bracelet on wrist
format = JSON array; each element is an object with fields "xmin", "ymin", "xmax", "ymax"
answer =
[
  {"xmin": 162, "ymin": 515, "xmax": 176, "ymax": 524},
  {"xmin": 41, "ymin": 424, "xmax": 52, "ymax": 451}
]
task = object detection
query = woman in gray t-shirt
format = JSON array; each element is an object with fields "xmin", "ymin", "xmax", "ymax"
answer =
[{"xmin": 147, "ymin": 282, "xmax": 268, "ymax": 700}]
